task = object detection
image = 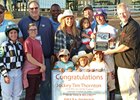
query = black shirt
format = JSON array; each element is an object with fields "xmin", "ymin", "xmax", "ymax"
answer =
[{"xmin": 115, "ymin": 17, "xmax": 140, "ymax": 69}]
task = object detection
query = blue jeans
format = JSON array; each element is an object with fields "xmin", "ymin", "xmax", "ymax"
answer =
[{"xmin": 40, "ymin": 58, "xmax": 52, "ymax": 100}]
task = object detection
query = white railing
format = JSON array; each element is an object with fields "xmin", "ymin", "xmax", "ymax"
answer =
[{"xmin": 92, "ymin": 5, "xmax": 140, "ymax": 17}]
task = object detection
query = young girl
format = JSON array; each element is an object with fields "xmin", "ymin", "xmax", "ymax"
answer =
[
  {"xmin": 90, "ymin": 51, "xmax": 115, "ymax": 100},
  {"xmin": 79, "ymin": 17, "xmax": 93, "ymax": 52},
  {"xmin": 0, "ymin": 24, "xmax": 24, "ymax": 100},
  {"xmin": 54, "ymin": 49, "xmax": 75, "ymax": 72},
  {"xmin": 72, "ymin": 51, "xmax": 93, "ymax": 72}
]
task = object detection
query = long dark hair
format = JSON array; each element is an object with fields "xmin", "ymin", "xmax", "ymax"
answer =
[{"xmin": 79, "ymin": 17, "xmax": 91, "ymax": 30}]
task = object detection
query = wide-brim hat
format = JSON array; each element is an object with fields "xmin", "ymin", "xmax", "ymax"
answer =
[
  {"xmin": 72, "ymin": 51, "xmax": 93, "ymax": 64},
  {"xmin": 57, "ymin": 49, "xmax": 70, "ymax": 59},
  {"xmin": 58, "ymin": 9, "xmax": 74, "ymax": 23}
]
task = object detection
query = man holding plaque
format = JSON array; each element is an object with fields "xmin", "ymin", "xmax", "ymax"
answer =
[
  {"xmin": 104, "ymin": 3, "xmax": 140, "ymax": 100},
  {"xmin": 91, "ymin": 8, "xmax": 117, "ymax": 100}
]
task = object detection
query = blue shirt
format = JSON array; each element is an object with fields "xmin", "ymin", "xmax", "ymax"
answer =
[
  {"xmin": 0, "ymin": 19, "xmax": 22, "ymax": 45},
  {"xmin": 49, "ymin": 17, "xmax": 60, "ymax": 33},
  {"xmin": 18, "ymin": 16, "xmax": 54, "ymax": 58},
  {"xmin": 54, "ymin": 61, "xmax": 75, "ymax": 70}
]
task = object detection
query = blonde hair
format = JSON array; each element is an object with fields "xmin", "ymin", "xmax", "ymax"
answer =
[
  {"xmin": 57, "ymin": 16, "xmax": 79, "ymax": 37},
  {"xmin": 117, "ymin": 3, "xmax": 130, "ymax": 12}
]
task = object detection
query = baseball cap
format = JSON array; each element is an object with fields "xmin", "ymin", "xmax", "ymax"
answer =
[{"xmin": 83, "ymin": 4, "xmax": 93, "ymax": 11}]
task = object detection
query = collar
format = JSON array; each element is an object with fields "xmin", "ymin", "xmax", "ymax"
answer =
[
  {"xmin": 50, "ymin": 17, "xmax": 59, "ymax": 24},
  {"xmin": 8, "ymin": 40, "xmax": 19, "ymax": 45},
  {"xmin": 120, "ymin": 16, "xmax": 132, "ymax": 28},
  {"xmin": 29, "ymin": 16, "xmax": 41, "ymax": 22}
]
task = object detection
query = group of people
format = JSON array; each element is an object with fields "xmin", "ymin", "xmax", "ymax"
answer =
[{"xmin": 0, "ymin": 0, "xmax": 140, "ymax": 100}]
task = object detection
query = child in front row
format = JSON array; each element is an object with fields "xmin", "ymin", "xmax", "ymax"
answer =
[
  {"xmin": 72, "ymin": 51, "xmax": 93, "ymax": 72},
  {"xmin": 90, "ymin": 51, "xmax": 115, "ymax": 100},
  {"xmin": 54, "ymin": 49, "xmax": 75, "ymax": 72}
]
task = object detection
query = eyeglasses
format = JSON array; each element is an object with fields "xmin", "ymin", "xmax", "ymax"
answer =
[
  {"xmin": 29, "ymin": 29, "xmax": 37, "ymax": 32},
  {"xmin": 29, "ymin": 7, "xmax": 39, "ymax": 10},
  {"xmin": 0, "ymin": 11, "xmax": 4, "ymax": 14}
]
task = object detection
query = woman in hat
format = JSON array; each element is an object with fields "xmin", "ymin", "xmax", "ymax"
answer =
[
  {"xmin": 0, "ymin": 24, "xmax": 24, "ymax": 100},
  {"xmin": 54, "ymin": 9, "xmax": 81, "ymax": 58},
  {"xmin": 72, "ymin": 51, "xmax": 93, "ymax": 72},
  {"xmin": 54, "ymin": 49, "xmax": 74, "ymax": 72}
]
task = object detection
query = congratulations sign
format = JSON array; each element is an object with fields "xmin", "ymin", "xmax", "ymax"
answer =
[{"xmin": 52, "ymin": 71, "xmax": 107, "ymax": 100}]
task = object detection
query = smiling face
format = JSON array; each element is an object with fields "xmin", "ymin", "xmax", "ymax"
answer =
[
  {"xmin": 117, "ymin": 4, "xmax": 130, "ymax": 24},
  {"xmin": 28, "ymin": 25, "xmax": 38, "ymax": 38},
  {"xmin": 60, "ymin": 55, "xmax": 69, "ymax": 63},
  {"xmin": 95, "ymin": 15, "xmax": 106, "ymax": 25},
  {"xmin": 50, "ymin": 5, "xmax": 61, "ymax": 20},
  {"xmin": 28, "ymin": 2, "xmax": 40, "ymax": 19},
  {"xmin": 8, "ymin": 30, "xmax": 18, "ymax": 42},
  {"xmin": 83, "ymin": 9, "xmax": 93, "ymax": 20},
  {"xmin": 78, "ymin": 56, "xmax": 88, "ymax": 67},
  {"xmin": 82, "ymin": 19, "xmax": 90, "ymax": 29},
  {"xmin": 64, "ymin": 16, "xmax": 74, "ymax": 27}
]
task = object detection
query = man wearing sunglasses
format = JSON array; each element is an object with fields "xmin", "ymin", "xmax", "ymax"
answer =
[{"xmin": 18, "ymin": 1, "xmax": 54, "ymax": 100}]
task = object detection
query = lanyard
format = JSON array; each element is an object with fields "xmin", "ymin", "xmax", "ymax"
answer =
[{"xmin": 28, "ymin": 16, "xmax": 41, "ymax": 32}]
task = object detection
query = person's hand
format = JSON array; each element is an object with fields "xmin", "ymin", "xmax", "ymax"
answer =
[
  {"xmin": 67, "ymin": 68, "xmax": 73, "ymax": 72},
  {"xmin": 76, "ymin": 68, "xmax": 82, "ymax": 72},
  {"xmin": 4, "ymin": 76, "xmax": 10, "ymax": 84},
  {"xmin": 103, "ymin": 49, "xmax": 114, "ymax": 55},
  {"xmin": 59, "ymin": 68, "xmax": 65, "ymax": 73},
  {"xmin": 40, "ymin": 64, "xmax": 46, "ymax": 72},
  {"xmin": 90, "ymin": 33, "xmax": 96, "ymax": 39},
  {"xmin": 90, "ymin": 69, "xmax": 95, "ymax": 72},
  {"xmin": 85, "ymin": 69, "xmax": 90, "ymax": 72}
]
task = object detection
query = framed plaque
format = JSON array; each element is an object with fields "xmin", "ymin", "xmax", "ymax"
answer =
[{"xmin": 95, "ymin": 32, "xmax": 110, "ymax": 51}]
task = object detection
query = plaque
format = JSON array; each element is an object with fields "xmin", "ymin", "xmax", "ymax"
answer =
[{"xmin": 94, "ymin": 32, "xmax": 110, "ymax": 51}]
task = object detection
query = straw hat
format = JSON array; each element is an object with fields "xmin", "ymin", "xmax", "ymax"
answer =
[
  {"xmin": 57, "ymin": 49, "xmax": 70, "ymax": 59},
  {"xmin": 57, "ymin": 9, "xmax": 74, "ymax": 23},
  {"xmin": 72, "ymin": 51, "xmax": 93, "ymax": 63}
]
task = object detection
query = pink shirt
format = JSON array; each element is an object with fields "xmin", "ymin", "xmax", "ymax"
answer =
[{"xmin": 23, "ymin": 37, "xmax": 43, "ymax": 74}]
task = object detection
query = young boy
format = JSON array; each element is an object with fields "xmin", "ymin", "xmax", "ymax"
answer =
[{"xmin": 54, "ymin": 49, "xmax": 75, "ymax": 72}]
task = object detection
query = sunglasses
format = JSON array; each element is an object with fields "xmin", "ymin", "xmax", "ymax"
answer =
[
  {"xmin": 0, "ymin": 11, "xmax": 4, "ymax": 14},
  {"xmin": 29, "ymin": 7, "xmax": 39, "ymax": 10}
]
